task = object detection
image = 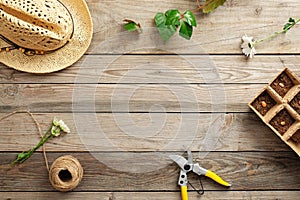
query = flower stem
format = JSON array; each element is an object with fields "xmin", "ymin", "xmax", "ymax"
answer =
[
  {"xmin": 33, "ymin": 133, "xmax": 53, "ymax": 152},
  {"xmin": 253, "ymin": 18, "xmax": 300, "ymax": 46},
  {"xmin": 11, "ymin": 126, "xmax": 53, "ymax": 164},
  {"xmin": 253, "ymin": 31, "xmax": 285, "ymax": 45}
]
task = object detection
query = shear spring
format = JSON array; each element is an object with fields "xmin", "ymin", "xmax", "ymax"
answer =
[{"xmin": 188, "ymin": 176, "xmax": 204, "ymax": 195}]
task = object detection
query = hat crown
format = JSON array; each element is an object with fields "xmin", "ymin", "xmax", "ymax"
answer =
[{"xmin": 0, "ymin": 0, "xmax": 74, "ymax": 51}]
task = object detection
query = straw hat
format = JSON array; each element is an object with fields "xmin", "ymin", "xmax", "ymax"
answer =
[{"xmin": 0, "ymin": 0, "xmax": 93, "ymax": 73}]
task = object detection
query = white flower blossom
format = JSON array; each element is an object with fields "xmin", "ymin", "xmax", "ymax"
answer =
[
  {"xmin": 52, "ymin": 117, "xmax": 70, "ymax": 134},
  {"xmin": 51, "ymin": 126, "xmax": 61, "ymax": 137},
  {"xmin": 241, "ymin": 35, "xmax": 256, "ymax": 58},
  {"xmin": 53, "ymin": 117, "xmax": 60, "ymax": 126},
  {"xmin": 57, "ymin": 119, "xmax": 70, "ymax": 133}
]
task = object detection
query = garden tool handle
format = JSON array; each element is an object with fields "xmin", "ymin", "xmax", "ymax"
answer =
[
  {"xmin": 205, "ymin": 170, "xmax": 231, "ymax": 187},
  {"xmin": 180, "ymin": 185, "xmax": 188, "ymax": 200}
]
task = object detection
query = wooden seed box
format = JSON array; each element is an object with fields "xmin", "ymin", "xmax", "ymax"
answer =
[{"xmin": 248, "ymin": 68, "xmax": 300, "ymax": 156}]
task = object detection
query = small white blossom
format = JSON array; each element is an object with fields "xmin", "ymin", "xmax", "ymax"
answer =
[
  {"xmin": 53, "ymin": 117, "xmax": 59, "ymax": 126},
  {"xmin": 51, "ymin": 126, "xmax": 61, "ymax": 137},
  {"xmin": 52, "ymin": 117, "xmax": 70, "ymax": 133},
  {"xmin": 57, "ymin": 119, "xmax": 70, "ymax": 133},
  {"xmin": 241, "ymin": 35, "xmax": 256, "ymax": 58}
]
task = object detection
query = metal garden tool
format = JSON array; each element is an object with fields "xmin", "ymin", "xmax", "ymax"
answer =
[{"xmin": 170, "ymin": 150, "xmax": 231, "ymax": 200}]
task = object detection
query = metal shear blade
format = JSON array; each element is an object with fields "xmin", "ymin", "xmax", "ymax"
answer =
[
  {"xmin": 169, "ymin": 154, "xmax": 189, "ymax": 171},
  {"xmin": 169, "ymin": 150, "xmax": 194, "ymax": 172}
]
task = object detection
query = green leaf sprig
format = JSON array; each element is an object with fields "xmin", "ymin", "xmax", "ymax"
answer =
[
  {"xmin": 154, "ymin": 0, "xmax": 226, "ymax": 41},
  {"xmin": 11, "ymin": 117, "xmax": 70, "ymax": 164},
  {"xmin": 123, "ymin": 19, "xmax": 142, "ymax": 33},
  {"xmin": 283, "ymin": 17, "xmax": 300, "ymax": 33},
  {"xmin": 154, "ymin": 10, "xmax": 196, "ymax": 41},
  {"xmin": 253, "ymin": 17, "xmax": 300, "ymax": 45}
]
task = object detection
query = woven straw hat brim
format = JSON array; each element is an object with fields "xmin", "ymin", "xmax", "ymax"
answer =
[{"xmin": 0, "ymin": 0, "xmax": 93, "ymax": 74}]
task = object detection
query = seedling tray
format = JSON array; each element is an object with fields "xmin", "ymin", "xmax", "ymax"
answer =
[{"xmin": 249, "ymin": 68, "xmax": 300, "ymax": 156}]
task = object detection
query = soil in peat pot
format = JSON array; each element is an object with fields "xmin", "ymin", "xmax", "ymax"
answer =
[
  {"xmin": 271, "ymin": 72, "xmax": 294, "ymax": 97},
  {"xmin": 290, "ymin": 92, "xmax": 300, "ymax": 114},
  {"xmin": 291, "ymin": 130, "xmax": 300, "ymax": 143},
  {"xmin": 270, "ymin": 109, "xmax": 295, "ymax": 135},
  {"xmin": 251, "ymin": 91, "xmax": 276, "ymax": 116}
]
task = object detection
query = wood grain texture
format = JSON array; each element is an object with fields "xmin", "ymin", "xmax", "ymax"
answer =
[
  {"xmin": 0, "ymin": 55, "xmax": 299, "ymax": 84},
  {"xmin": 1, "ymin": 152, "xmax": 299, "ymax": 191},
  {"xmin": 86, "ymin": 0, "xmax": 300, "ymax": 54},
  {"xmin": 0, "ymin": 83, "xmax": 274, "ymax": 113},
  {"xmin": 1, "ymin": 0, "xmax": 300, "ymax": 199},
  {"xmin": 0, "ymin": 113, "xmax": 290, "ymax": 152},
  {"xmin": 2, "ymin": 191, "xmax": 300, "ymax": 200}
]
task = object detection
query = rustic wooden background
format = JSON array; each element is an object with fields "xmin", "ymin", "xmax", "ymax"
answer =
[{"xmin": 1, "ymin": 0, "xmax": 300, "ymax": 199}]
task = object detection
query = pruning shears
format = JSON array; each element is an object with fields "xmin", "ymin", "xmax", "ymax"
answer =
[{"xmin": 170, "ymin": 150, "xmax": 231, "ymax": 200}]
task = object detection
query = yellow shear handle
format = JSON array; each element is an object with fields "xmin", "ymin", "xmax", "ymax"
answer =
[
  {"xmin": 205, "ymin": 170, "xmax": 231, "ymax": 187},
  {"xmin": 180, "ymin": 186, "xmax": 188, "ymax": 200}
]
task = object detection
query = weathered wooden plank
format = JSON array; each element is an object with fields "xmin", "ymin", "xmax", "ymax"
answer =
[
  {"xmin": 1, "ymin": 191, "xmax": 300, "ymax": 200},
  {"xmin": 0, "ymin": 55, "xmax": 298, "ymax": 84},
  {"xmin": 1, "ymin": 152, "xmax": 299, "ymax": 191},
  {"xmin": 86, "ymin": 0, "xmax": 300, "ymax": 54},
  {"xmin": 113, "ymin": 191, "xmax": 300, "ymax": 200},
  {"xmin": 0, "ymin": 113, "xmax": 290, "ymax": 152},
  {"xmin": 0, "ymin": 83, "xmax": 272, "ymax": 113},
  {"xmin": 1, "ymin": 0, "xmax": 295, "ymax": 56}
]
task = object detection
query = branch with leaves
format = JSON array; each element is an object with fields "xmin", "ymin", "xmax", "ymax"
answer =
[
  {"xmin": 124, "ymin": 0, "xmax": 226, "ymax": 41},
  {"xmin": 154, "ymin": 0, "xmax": 226, "ymax": 41}
]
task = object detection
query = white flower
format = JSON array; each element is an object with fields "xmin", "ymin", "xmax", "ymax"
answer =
[
  {"xmin": 57, "ymin": 119, "xmax": 70, "ymax": 133},
  {"xmin": 53, "ymin": 117, "xmax": 60, "ymax": 126},
  {"xmin": 52, "ymin": 117, "xmax": 70, "ymax": 134},
  {"xmin": 241, "ymin": 35, "xmax": 256, "ymax": 58},
  {"xmin": 51, "ymin": 126, "xmax": 61, "ymax": 137}
]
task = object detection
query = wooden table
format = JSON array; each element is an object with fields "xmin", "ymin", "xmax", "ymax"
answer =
[{"xmin": 1, "ymin": 0, "xmax": 300, "ymax": 199}]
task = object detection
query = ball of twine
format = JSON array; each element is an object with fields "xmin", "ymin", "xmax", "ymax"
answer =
[{"xmin": 49, "ymin": 155, "xmax": 83, "ymax": 192}]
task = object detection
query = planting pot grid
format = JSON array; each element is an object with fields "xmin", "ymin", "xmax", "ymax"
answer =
[{"xmin": 249, "ymin": 68, "xmax": 300, "ymax": 156}]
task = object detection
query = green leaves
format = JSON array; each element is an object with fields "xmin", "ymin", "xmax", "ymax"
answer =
[
  {"xmin": 183, "ymin": 10, "xmax": 197, "ymax": 27},
  {"xmin": 165, "ymin": 10, "xmax": 181, "ymax": 26},
  {"xmin": 202, "ymin": 0, "xmax": 226, "ymax": 14},
  {"xmin": 124, "ymin": 19, "xmax": 142, "ymax": 33},
  {"xmin": 153, "ymin": 0, "xmax": 226, "ymax": 41},
  {"xmin": 155, "ymin": 12, "xmax": 177, "ymax": 41},
  {"xmin": 122, "ymin": 0, "xmax": 228, "ymax": 42},
  {"xmin": 124, "ymin": 22, "xmax": 138, "ymax": 31},
  {"xmin": 283, "ymin": 17, "xmax": 297, "ymax": 32},
  {"xmin": 289, "ymin": 17, "xmax": 296, "ymax": 23},
  {"xmin": 155, "ymin": 10, "xmax": 196, "ymax": 41},
  {"xmin": 179, "ymin": 21, "xmax": 193, "ymax": 40}
]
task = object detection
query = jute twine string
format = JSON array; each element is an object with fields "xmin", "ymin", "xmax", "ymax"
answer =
[
  {"xmin": 49, "ymin": 155, "xmax": 83, "ymax": 192},
  {"xmin": 0, "ymin": 110, "xmax": 83, "ymax": 192}
]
